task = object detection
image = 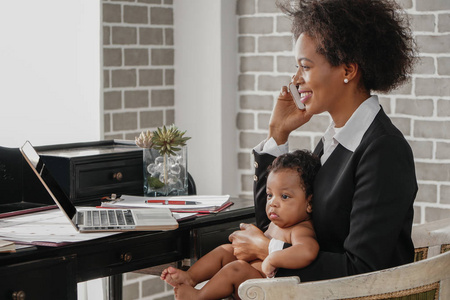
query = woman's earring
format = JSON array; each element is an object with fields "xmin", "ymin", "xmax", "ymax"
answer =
[{"xmin": 344, "ymin": 78, "xmax": 349, "ymax": 84}]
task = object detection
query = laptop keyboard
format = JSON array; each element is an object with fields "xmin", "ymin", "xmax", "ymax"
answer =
[{"xmin": 77, "ymin": 210, "xmax": 135, "ymax": 227}]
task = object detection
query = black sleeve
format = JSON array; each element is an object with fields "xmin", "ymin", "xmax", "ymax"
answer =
[{"xmin": 252, "ymin": 150, "xmax": 276, "ymax": 231}]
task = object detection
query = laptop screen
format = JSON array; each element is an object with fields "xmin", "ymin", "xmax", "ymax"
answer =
[{"xmin": 20, "ymin": 141, "xmax": 77, "ymax": 220}]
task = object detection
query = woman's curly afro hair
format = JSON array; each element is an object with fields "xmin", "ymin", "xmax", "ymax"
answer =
[
  {"xmin": 267, "ymin": 149, "xmax": 321, "ymax": 198},
  {"xmin": 278, "ymin": 0, "xmax": 417, "ymax": 93}
]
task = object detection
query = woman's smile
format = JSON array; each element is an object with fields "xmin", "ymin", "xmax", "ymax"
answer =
[{"xmin": 299, "ymin": 90, "xmax": 312, "ymax": 104}]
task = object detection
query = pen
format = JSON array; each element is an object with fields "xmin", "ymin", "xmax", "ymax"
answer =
[{"xmin": 145, "ymin": 200, "xmax": 199, "ymax": 205}]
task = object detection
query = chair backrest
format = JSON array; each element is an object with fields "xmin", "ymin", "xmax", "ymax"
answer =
[
  {"xmin": 187, "ymin": 172, "xmax": 196, "ymax": 195},
  {"xmin": 0, "ymin": 146, "xmax": 23, "ymax": 204}
]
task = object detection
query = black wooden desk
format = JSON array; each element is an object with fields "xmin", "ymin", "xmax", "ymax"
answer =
[{"xmin": 0, "ymin": 197, "xmax": 255, "ymax": 300}]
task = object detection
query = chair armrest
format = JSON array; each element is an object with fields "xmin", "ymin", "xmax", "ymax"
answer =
[
  {"xmin": 238, "ymin": 277, "xmax": 300, "ymax": 299},
  {"xmin": 239, "ymin": 251, "xmax": 450, "ymax": 300}
]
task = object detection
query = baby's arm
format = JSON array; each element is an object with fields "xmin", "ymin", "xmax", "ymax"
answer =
[{"xmin": 262, "ymin": 225, "xmax": 319, "ymax": 277}]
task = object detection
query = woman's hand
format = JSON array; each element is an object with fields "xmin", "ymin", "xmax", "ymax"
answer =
[
  {"xmin": 269, "ymin": 86, "xmax": 313, "ymax": 145},
  {"xmin": 228, "ymin": 223, "xmax": 270, "ymax": 262},
  {"xmin": 261, "ymin": 256, "xmax": 277, "ymax": 278}
]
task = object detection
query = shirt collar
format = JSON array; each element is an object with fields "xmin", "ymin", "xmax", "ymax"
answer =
[{"xmin": 323, "ymin": 95, "xmax": 381, "ymax": 152}]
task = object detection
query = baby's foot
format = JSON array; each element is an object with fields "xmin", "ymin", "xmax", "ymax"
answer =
[
  {"xmin": 160, "ymin": 266, "xmax": 194, "ymax": 287},
  {"xmin": 174, "ymin": 283, "xmax": 200, "ymax": 300}
]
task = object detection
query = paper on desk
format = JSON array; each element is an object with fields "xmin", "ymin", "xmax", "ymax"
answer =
[
  {"xmin": 101, "ymin": 195, "xmax": 231, "ymax": 212},
  {"xmin": 0, "ymin": 208, "xmax": 196, "ymax": 246},
  {"xmin": 0, "ymin": 209, "xmax": 118, "ymax": 246}
]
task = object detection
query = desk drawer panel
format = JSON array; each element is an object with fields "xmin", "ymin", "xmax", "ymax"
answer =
[
  {"xmin": 75, "ymin": 157, "xmax": 142, "ymax": 199},
  {"xmin": 77, "ymin": 231, "xmax": 187, "ymax": 281},
  {"xmin": 38, "ymin": 142, "xmax": 143, "ymax": 202},
  {"xmin": 0, "ymin": 255, "xmax": 77, "ymax": 300}
]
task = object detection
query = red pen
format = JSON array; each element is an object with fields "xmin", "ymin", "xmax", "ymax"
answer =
[{"xmin": 145, "ymin": 200, "xmax": 199, "ymax": 205}]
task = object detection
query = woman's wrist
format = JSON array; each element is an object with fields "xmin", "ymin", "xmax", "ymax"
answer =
[
  {"xmin": 256, "ymin": 235, "xmax": 270, "ymax": 261},
  {"xmin": 268, "ymin": 127, "xmax": 290, "ymax": 146}
]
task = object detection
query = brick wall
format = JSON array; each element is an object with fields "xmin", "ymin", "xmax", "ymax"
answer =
[
  {"xmin": 103, "ymin": 0, "xmax": 175, "ymax": 141},
  {"xmin": 122, "ymin": 272, "xmax": 174, "ymax": 300},
  {"xmin": 236, "ymin": 0, "xmax": 450, "ymax": 224},
  {"xmin": 102, "ymin": 1, "xmax": 176, "ymax": 299}
]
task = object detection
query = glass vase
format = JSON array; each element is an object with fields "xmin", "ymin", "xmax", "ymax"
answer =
[{"xmin": 143, "ymin": 146, "xmax": 188, "ymax": 196}]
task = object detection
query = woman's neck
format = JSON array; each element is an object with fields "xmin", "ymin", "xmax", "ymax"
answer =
[{"xmin": 330, "ymin": 90, "xmax": 370, "ymax": 128}]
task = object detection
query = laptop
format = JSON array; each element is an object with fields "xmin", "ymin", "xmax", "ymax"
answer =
[{"xmin": 20, "ymin": 141, "xmax": 178, "ymax": 233}]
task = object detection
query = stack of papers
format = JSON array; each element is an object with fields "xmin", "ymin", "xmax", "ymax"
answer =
[
  {"xmin": 0, "ymin": 209, "xmax": 196, "ymax": 247},
  {"xmin": 0, "ymin": 196, "xmax": 232, "ymax": 247},
  {"xmin": 101, "ymin": 195, "xmax": 232, "ymax": 213}
]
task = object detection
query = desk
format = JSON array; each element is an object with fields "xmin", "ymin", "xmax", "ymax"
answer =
[{"xmin": 0, "ymin": 197, "xmax": 255, "ymax": 300}]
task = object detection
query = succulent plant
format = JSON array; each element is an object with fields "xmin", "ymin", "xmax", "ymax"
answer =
[
  {"xmin": 152, "ymin": 125, "xmax": 191, "ymax": 156},
  {"xmin": 138, "ymin": 125, "xmax": 191, "ymax": 189},
  {"xmin": 135, "ymin": 130, "xmax": 154, "ymax": 149}
]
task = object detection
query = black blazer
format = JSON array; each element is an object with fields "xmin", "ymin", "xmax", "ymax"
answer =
[{"xmin": 253, "ymin": 107, "xmax": 417, "ymax": 281}]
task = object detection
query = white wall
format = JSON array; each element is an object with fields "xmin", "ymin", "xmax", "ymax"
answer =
[
  {"xmin": 0, "ymin": 0, "xmax": 101, "ymax": 147},
  {"xmin": 174, "ymin": 0, "xmax": 238, "ymax": 196}
]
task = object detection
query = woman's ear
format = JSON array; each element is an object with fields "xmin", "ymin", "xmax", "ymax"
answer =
[{"xmin": 343, "ymin": 63, "xmax": 359, "ymax": 82}]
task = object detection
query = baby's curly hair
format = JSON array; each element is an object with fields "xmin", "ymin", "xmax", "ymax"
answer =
[
  {"xmin": 278, "ymin": 0, "xmax": 417, "ymax": 93},
  {"xmin": 267, "ymin": 150, "xmax": 321, "ymax": 198}
]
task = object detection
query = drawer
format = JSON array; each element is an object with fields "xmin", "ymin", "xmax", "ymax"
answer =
[
  {"xmin": 75, "ymin": 157, "xmax": 142, "ymax": 199},
  {"xmin": 76, "ymin": 230, "xmax": 188, "ymax": 281},
  {"xmin": 0, "ymin": 255, "xmax": 77, "ymax": 300}
]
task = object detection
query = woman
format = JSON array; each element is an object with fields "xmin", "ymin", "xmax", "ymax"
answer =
[{"xmin": 229, "ymin": 0, "xmax": 418, "ymax": 282}]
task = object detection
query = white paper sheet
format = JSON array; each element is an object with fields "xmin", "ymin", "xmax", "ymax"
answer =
[{"xmin": 101, "ymin": 194, "xmax": 231, "ymax": 211}]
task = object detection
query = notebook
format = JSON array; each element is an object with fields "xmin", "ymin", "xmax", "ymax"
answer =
[{"xmin": 19, "ymin": 141, "xmax": 178, "ymax": 233}]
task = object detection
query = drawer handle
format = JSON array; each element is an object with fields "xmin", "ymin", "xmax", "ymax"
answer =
[
  {"xmin": 12, "ymin": 291, "xmax": 26, "ymax": 300},
  {"xmin": 121, "ymin": 252, "xmax": 133, "ymax": 263},
  {"xmin": 113, "ymin": 172, "xmax": 123, "ymax": 181}
]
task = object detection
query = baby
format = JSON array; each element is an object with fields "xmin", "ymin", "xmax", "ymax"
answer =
[{"xmin": 161, "ymin": 149, "xmax": 321, "ymax": 300}]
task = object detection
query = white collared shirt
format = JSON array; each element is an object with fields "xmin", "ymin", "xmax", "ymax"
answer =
[
  {"xmin": 254, "ymin": 136, "xmax": 289, "ymax": 157},
  {"xmin": 320, "ymin": 95, "xmax": 380, "ymax": 164}
]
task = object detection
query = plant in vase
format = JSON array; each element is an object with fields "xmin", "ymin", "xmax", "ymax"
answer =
[
  {"xmin": 135, "ymin": 130, "xmax": 154, "ymax": 149},
  {"xmin": 135, "ymin": 125, "xmax": 191, "ymax": 196}
]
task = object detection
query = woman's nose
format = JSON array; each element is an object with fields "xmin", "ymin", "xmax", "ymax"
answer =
[{"xmin": 292, "ymin": 73, "xmax": 303, "ymax": 85}]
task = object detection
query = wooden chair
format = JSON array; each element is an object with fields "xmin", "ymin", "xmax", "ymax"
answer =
[{"xmin": 238, "ymin": 218, "xmax": 450, "ymax": 300}]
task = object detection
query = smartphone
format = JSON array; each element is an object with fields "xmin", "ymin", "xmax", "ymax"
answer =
[{"xmin": 289, "ymin": 82, "xmax": 305, "ymax": 110}]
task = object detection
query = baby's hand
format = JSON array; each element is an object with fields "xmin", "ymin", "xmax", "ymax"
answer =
[{"xmin": 262, "ymin": 256, "xmax": 277, "ymax": 278}]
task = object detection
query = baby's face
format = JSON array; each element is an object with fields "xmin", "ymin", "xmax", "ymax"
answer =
[{"xmin": 265, "ymin": 169, "xmax": 312, "ymax": 228}]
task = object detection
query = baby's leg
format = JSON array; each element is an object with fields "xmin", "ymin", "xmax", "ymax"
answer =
[
  {"xmin": 161, "ymin": 244, "xmax": 236, "ymax": 287},
  {"xmin": 175, "ymin": 260, "xmax": 264, "ymax": 300}
]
